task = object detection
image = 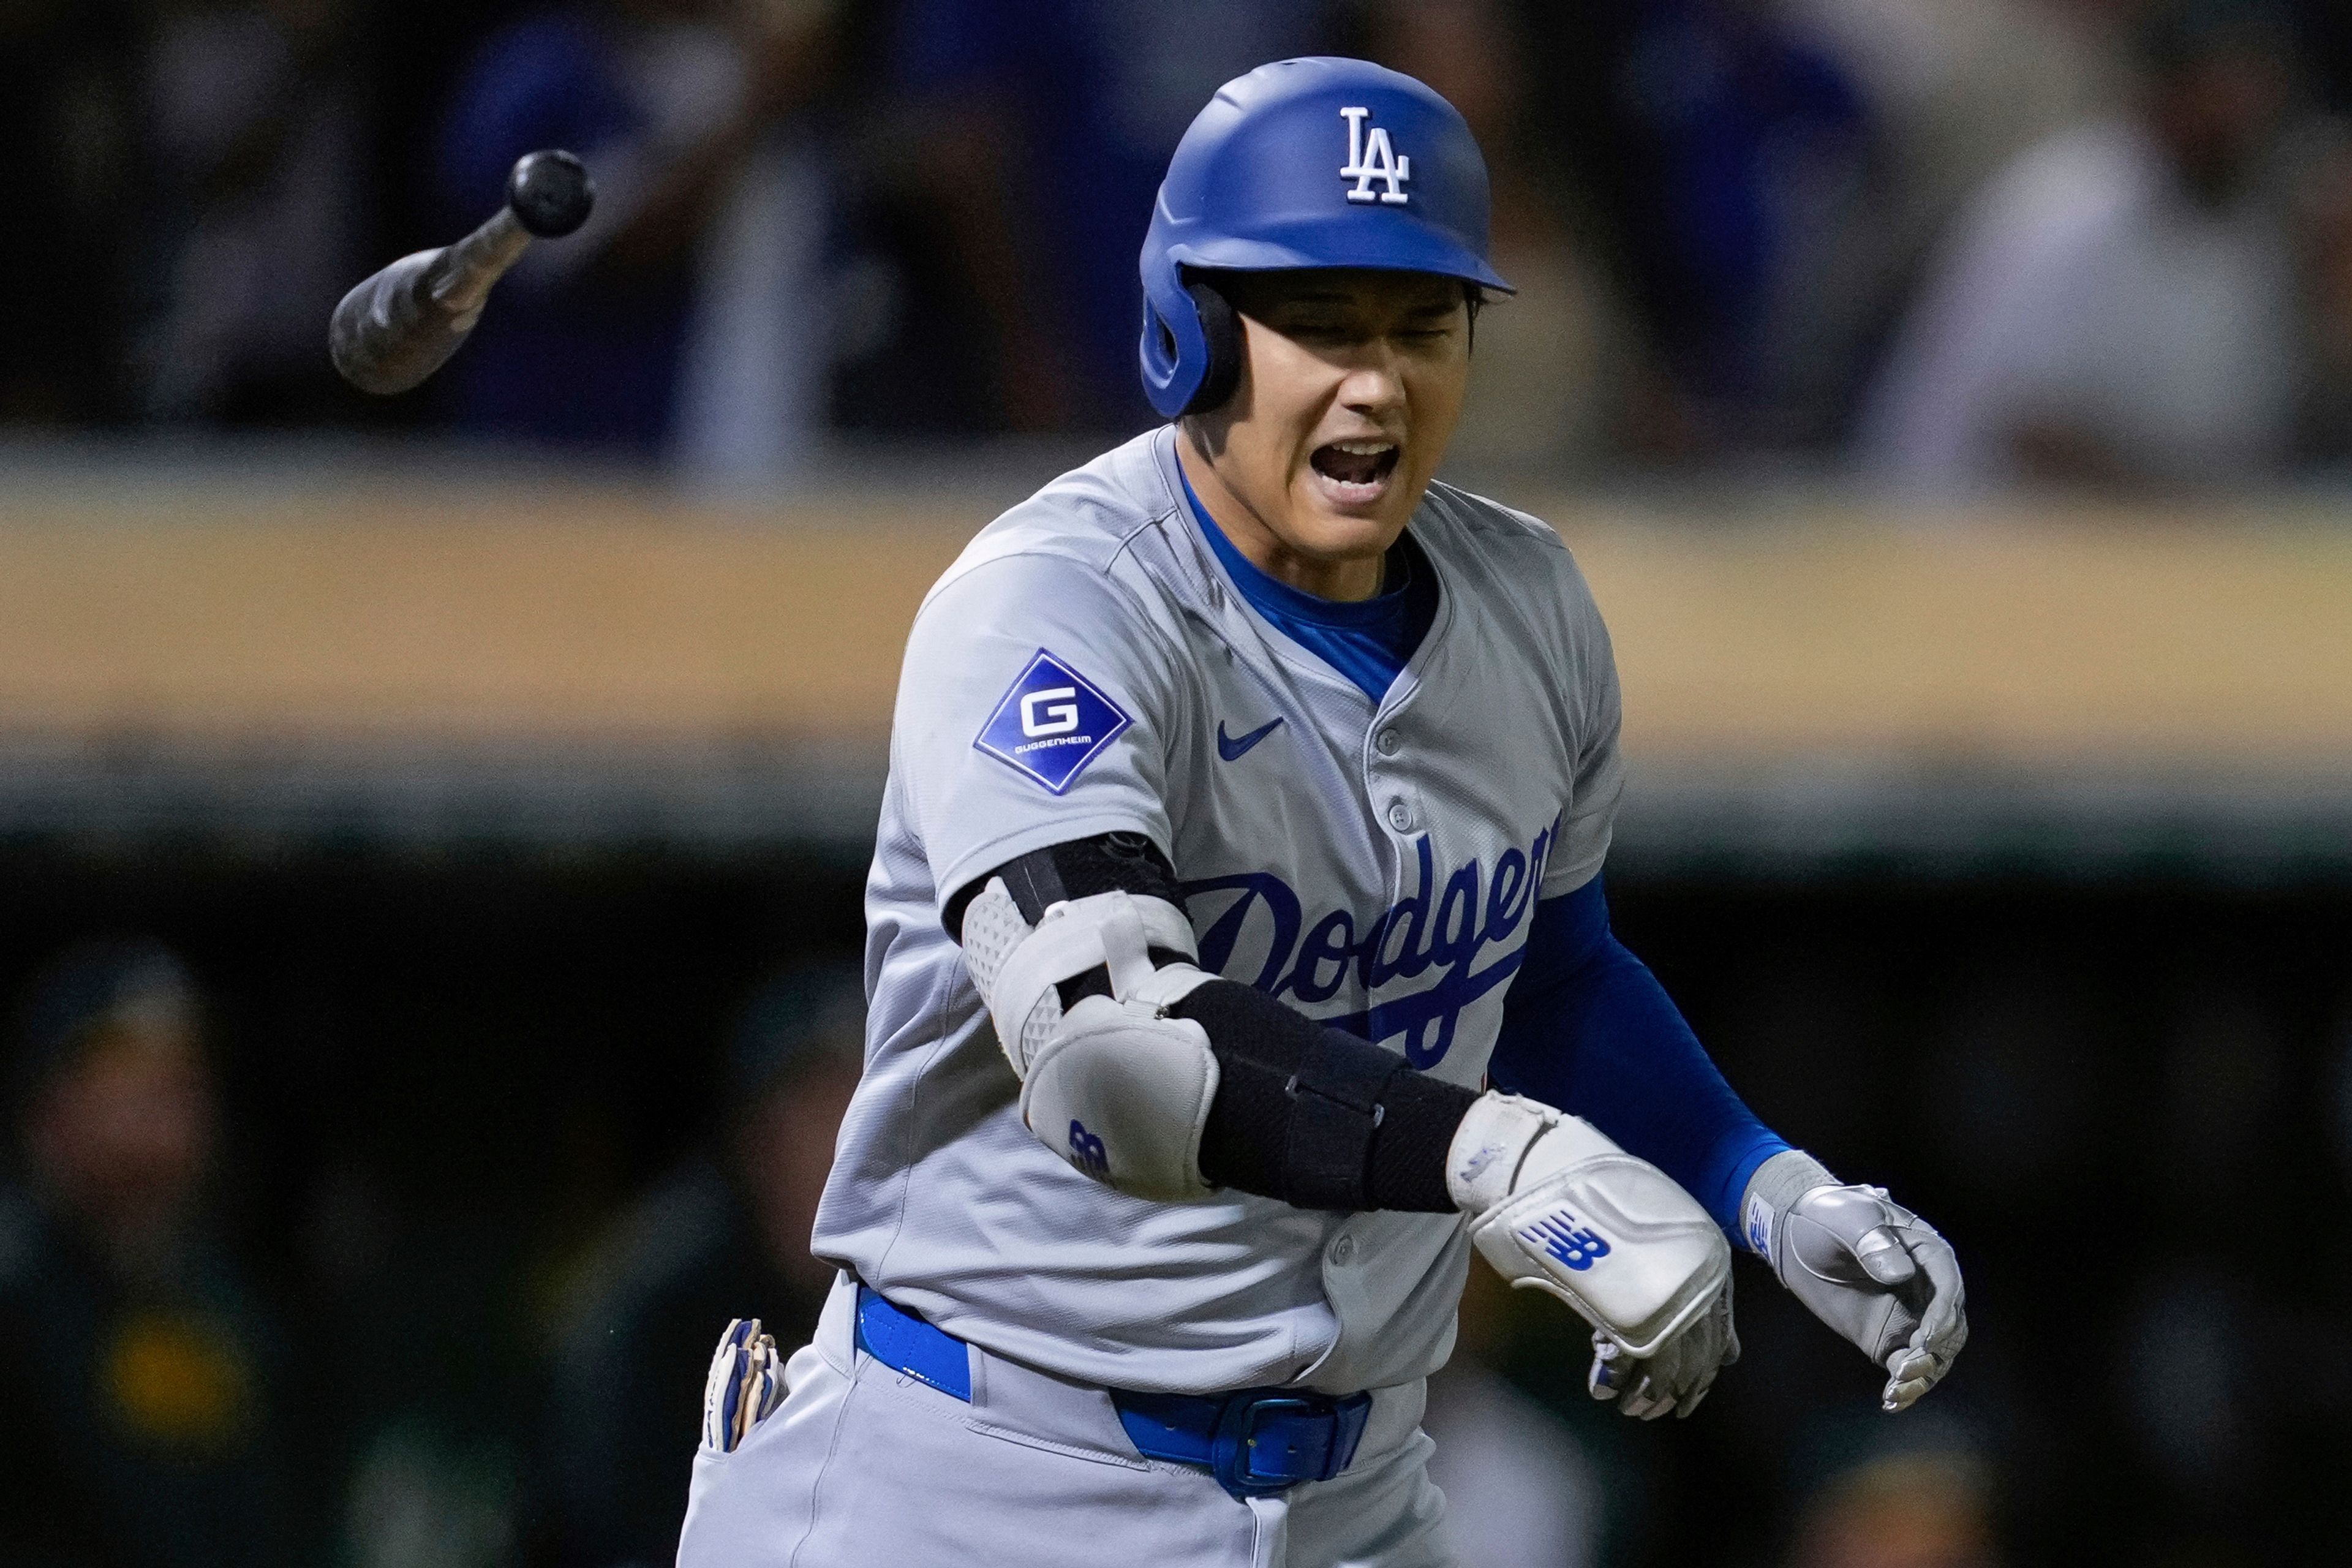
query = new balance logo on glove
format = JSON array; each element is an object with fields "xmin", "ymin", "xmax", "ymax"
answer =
[
  {"xmin": 1522, "ymin": 1214, "xmax": 1612, "ymax": 1272},
  {"xmin": 1068, "ymin": 1120, "xmax": 1110, "ymax": 1178}
]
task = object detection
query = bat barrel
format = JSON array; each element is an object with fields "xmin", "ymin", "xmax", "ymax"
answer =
[{"xmin": 329, "ymin": 249, "xmax": 455, "ymax": 396}]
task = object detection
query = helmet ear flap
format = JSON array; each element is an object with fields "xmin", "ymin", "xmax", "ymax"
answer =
[{"xmin": 1182, "ymin": 279, "xmax": 1242, "ymax": 415}]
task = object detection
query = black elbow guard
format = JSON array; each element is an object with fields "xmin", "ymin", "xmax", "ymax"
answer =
[
  {"xmin": 944, "ymin": 832, "xmax": 1474, "ymax": 1214},
  {"xmin": 1174, "ymin": 980, "xmax": 1472, "ymax": 1213}
]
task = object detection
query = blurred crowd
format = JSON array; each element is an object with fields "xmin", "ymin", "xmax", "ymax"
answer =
[
  {"xmin": 0, "ymin": 938, "xmax": 873, "ymax": 1568},
  {"xmin": 8, "ymin": 0, "xmax": 2352, "ymax": 492}
]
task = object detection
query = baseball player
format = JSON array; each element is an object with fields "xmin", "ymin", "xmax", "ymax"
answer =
[{"xmin": 677, "ymin": 56, "xmax": 1967, "ymax": 1568}]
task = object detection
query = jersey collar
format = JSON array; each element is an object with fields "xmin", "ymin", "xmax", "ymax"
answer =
[{"xmin": 1139, "ymin": 426, "xmax": 1458, "ymax": 717}]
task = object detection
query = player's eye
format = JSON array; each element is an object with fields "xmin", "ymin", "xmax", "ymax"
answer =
[{"xmin": 1392, "ymin": 325, "xmax": 1455, "ymax": 349}]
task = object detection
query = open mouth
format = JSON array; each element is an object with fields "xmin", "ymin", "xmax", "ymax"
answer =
[{"xmin": 1309, "ymin": 440, "xmax": 1401, "ymax": 499}]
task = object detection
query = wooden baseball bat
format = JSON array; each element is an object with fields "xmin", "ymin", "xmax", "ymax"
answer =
[{"xmin": 329, "ymin": 149, "xmax": 594, "ymax": 396}]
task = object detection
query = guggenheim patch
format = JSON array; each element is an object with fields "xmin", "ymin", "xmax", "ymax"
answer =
[{"xmin": 974, "ymin": 649, "xmax": 1133, "ymax": 794}]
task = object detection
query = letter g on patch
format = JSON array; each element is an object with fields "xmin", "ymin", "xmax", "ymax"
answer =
[{"xmin": 1020, "ymin": 687, "xmax": 1080, "ymax": 737}]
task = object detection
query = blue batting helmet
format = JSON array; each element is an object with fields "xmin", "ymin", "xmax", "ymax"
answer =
[{"xmin": 1138, "ymin": 56, "xmax": 1513, "ymax": 420}]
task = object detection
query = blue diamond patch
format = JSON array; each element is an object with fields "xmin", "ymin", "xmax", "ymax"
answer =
[{"xmin": 974, "ymin": 650, "xmax": 1133, "ymax": 795}]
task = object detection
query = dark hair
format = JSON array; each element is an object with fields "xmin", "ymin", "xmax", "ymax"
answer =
[{"xmin": 1188, "ymin": 272, "xmax": 1488, "ymax": 348}]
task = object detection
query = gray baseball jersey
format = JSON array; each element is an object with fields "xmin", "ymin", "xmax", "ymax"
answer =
[{"xmin": 813, "ymin": 423, "xmax": 1624, "ymax": 1398}]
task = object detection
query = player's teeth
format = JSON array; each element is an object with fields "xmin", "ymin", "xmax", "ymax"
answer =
[{"xmin": 1334, "ymin": 441, "xmax": 1394, "ymax": 454}]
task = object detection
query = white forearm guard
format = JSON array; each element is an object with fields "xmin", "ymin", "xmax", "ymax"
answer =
[
  {"xmin": 1449, "ymin": 1093, "xmax": 1731, "ymax": 1357},
  {"xmin": 960, "ymin": 879, "xmax": 1219, "ymax": 1200}
]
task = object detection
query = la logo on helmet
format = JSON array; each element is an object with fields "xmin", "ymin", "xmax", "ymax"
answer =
[{"xmin": 1339, "ymin": 107, "xmax": 1411, "ymax": 206}]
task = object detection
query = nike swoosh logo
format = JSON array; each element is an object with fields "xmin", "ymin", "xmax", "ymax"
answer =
[{"xmin": 1216, "ymin": 716, "xmax": 1284, "ymax": 761}]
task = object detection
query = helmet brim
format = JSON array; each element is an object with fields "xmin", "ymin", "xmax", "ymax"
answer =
[{"xmin": 1169, "ymin": 231, "xmax": 1513, "ymax": 296}]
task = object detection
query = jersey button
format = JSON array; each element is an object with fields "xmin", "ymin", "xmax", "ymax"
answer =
[
  {"xmin": 1385, "ymin": 801, "xmax": 1413, "ymax": 832},
  {"xmin": 1329, "ymin": 1234, "xmax": 1358, "ymax": 1266},
  {"xmin": 1374, "ymin": 728, "xmax": 1401, "ymax": 757}
]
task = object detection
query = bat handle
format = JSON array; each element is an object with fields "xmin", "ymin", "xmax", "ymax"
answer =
[{"xmin": 427, "ymin": 207, "xmax": 532, "ymax": 327}]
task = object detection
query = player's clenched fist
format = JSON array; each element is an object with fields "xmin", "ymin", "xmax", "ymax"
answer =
[
  {"xmin": 1448, "ymin": 1093, "xmax": 1736, "ymax": 1419},
  {"xmin": 1743, "ymin": 1152, "xmax": 1967, "ymax": 1411}
]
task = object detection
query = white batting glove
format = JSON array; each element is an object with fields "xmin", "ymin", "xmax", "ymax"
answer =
[
  {"xmin": 1449, "ymin": 1093, "xmax": 1735, "ymax": 1418},
  {"xmin": 1743, "ymin": 1152, "xmax": 1967, "ymax": 1412},
  {"xmin": 1585, "ymin": 1273, "xmax": 1738, "ymax": 1420},
  {"xmin": 701, "ymin": 1317, "xmax": 787, "ymax": 1453}
]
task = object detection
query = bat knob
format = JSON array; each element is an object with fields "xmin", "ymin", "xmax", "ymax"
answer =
[{"xmin": 507, "ymin": 149, "xmax": 595, "ymax": 238}]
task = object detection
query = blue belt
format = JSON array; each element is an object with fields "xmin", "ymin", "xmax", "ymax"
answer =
[{"xmin": 853, "ymin": 1286, "xmax": 1372, "ymax": 1500}]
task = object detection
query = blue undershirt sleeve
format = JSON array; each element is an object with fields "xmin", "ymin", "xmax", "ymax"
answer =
[{"xmin": 1490, "ymin": 876, "xmax": 1790, "ymax": 1237}]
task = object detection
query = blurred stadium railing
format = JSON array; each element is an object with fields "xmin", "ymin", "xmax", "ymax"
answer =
[{"xmin": 6, "ymin": 446, "xmax": 2351, "ymax": 881}]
